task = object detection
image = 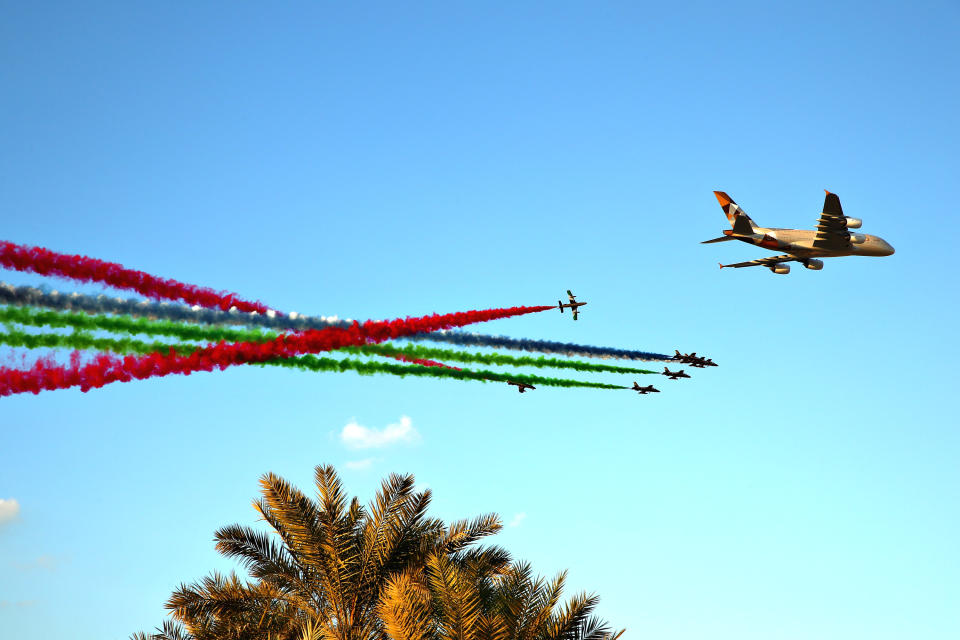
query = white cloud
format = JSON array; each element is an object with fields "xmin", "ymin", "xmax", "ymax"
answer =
[
  {"xmin": 509, "ymin": 512, "xmax": 527, "ymax": 528},
  {"xmin": 344, "ymin": 458, "xmax": 375, "ymax": 471},
  {"xmin": 340, "ymin": 416, "xmax": 420, "ymax": 450},
  {"xmin": 0, "ymin": 498, "xmax": 20, "ymax": 525}
]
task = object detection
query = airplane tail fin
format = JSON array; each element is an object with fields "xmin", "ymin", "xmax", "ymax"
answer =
[
  {"xmin": 558, "ymin": 301, "xmax": 564, "ymax": 313},
  {"xmin": 714, "ymin": 191, "xmax": 757, "ymax": 231}
]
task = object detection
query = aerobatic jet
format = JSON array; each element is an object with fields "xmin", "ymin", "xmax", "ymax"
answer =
[
  {"xmin": 662, "ymin": 367, "xmax": 690, "ymax": 380},
  {"xmin": 704, "ymin": 190, "xmax": 894, "ymax": 274},
  {"xmin": 632, "ymin": 381, "xmax": 660, "ymax": 394},
  {"xmin": 693, "ymin": 356, "xmax": 718, "ymax": 367},
  {"xmin": 558, "ymin": 290, "xmax": 587, "ymax": 320},
  {"xmin": 507, "ymin": 381, "xmax": 536, "ymax": 393},
  {"xmin": 672, "ymin": 351, "xmax": 717, "ymax": 367}
]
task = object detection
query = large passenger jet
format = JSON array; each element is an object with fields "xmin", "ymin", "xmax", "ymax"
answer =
[{"xmin": 704, "ymin": 190, "xmax": 894, "ymax": 273}]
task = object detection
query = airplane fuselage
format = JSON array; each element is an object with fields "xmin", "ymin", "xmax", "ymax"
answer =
[{"xmin": 728, "ymin": 227, "xmax": 895, "ymax": 259}]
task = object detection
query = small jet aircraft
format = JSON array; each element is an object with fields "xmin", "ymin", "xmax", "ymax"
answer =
[
  {"xmin": 507, "ymin": 381, "xmax": 536, "ymax": 393},
  {"xmin": 632, "ymin": 381, "xmax": 660, "ymax": 394},
  {"xmin": 671, "ymin": 351, "xmax": 718, "ymax": 367},
  {"xmin": 558, "ymin": 290, "xmax": 587, "ymax": 320},
  {"xmin": 662, "ymin": 367, "xmax": 690, "ymax": 380},
  {"xmin": 704, "ymin": 190, "xmax": 894, "ymax": 274},
  {"xmin": 687, "ymin": 356, "xmax": 717, "ymax": 368}
]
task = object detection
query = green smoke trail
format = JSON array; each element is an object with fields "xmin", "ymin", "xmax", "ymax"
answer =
[
  {"xmin": 2, "ymin": 306, "xmax": 655, "ymax": 375},
  {"xmin": 0, "ymin": 327, "xmax": 197, "ymax": 356},
  {"xmin": 260, "ymin": 355, "xmax": 628, "ymax": 390},
  {"xmin": 345, "ymin": 343, "xmax": 658, "ymax": 375},
  {"xmin": 0, "ymin": 328, "xmax": 627, "ymax": 391},
  {"xmin": 0, "ymin": 305, "xmax": 278, "ymax": 343}
]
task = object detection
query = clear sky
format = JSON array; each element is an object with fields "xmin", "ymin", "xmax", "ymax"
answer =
[{"xmin": 1, "ymin": 2, "xmax": 958, "ymax": 638}]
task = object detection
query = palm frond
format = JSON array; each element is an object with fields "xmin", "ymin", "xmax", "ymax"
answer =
[
  {"xmin": 542, "ymin": 591, "xmax": 599, "ymax": 640},
  {"xmin": 379, "ymin": 570, "xmax": 436, "ymax": 640},
  {"xmin": 426, "ymin": 553, "xmax": 484, "ymax": 640},
  {"xmin": 442, "ymin": 514, "xmax": 502, "ymax": 554}
]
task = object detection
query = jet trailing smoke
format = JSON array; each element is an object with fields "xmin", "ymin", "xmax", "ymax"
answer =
[
  {"xmin": 0, "ymin": 283, "xmax": 672, "ymax": 361},
  {"xmin": 0, "ymin": 243, "xmax": 270, "ymax": 313},
  {"xmin": 0, "ymin": 304, "xmax": 554, "ymax": 396}
]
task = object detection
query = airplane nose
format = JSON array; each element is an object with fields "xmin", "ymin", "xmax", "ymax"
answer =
[{"xmin": 884, "ymin": 240, "xmax": 895, "ymax": 256}]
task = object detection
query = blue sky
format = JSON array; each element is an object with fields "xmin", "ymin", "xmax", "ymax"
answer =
[{"xmin": 1, "ymin": 1, "xmax": 958, "ymax": 638}]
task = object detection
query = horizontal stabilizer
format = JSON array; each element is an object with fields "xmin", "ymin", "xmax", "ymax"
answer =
[{"xmin": 701, "ymin": 236, "xmax": 737, "ymax": 244}]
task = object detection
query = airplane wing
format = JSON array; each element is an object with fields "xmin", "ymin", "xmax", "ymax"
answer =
[
  {"xmin": 572, "ymin": 309, "xmax": 579, "ymax": 320},
  {"xmin": 719, "ymin": 254, "xmax": 797, "ymax": 269},
  {"xmin": 813, "ymin": 191, "xmax": 851, "ymax": 250},
  {"xmin": 567, "ymin": 290, "xmax": 576, "ymax": 302}
]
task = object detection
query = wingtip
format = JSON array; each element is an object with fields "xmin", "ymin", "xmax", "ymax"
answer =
[{"xmin": 824, "ymin": 188, "xmax": 832, "ymax": 195}]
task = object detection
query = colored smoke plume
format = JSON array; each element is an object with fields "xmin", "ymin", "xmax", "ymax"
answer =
[
  {"xmin": 0, "ymin": 328, "xmax": 193, "ymax": 356},
  {"xmin": 0, "ymin": 305, "xmax": 553, "ymax": 396},
  {"xmin": 0, "ymin": 283, "xmax": 673, "ymax": 361},
  {"xmin": 406, "ymin": 330, "xmax": 670, "ymax": 361},
  {"xmin": 1, "ymin": 306, "xmax": 277, "ymax": 344},
  {"xmin": 0, "ymin": 282, "xmax": 345, "ymax": 328},
  {"xmin": 380, "ymin": 351, "xmax": 462, "ymax": 371},
  {"xmin": 0, "ymin": 243, "xmax": 270, "ymax": 313},
  {"xmin": 261, "ymin": 355, "xmax": 627, "ymax": 390},
  {"xmin": 347, "ymin": 343, "xmax": 659, "ymax": 375},
  {"xmin": 1, "ymin": 307, "xmax": 660, "ymax": 376}
]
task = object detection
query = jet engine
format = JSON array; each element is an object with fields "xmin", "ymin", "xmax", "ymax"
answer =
[
  {"xmin": 769, "ymin": 264, "xmax": 790, "ymax": 274},
  {"xmin": 845, "ymin": 217, "xmax": 862, "ymax": 228},
  {"xmin": 803, "ymin": 259, "xmax": 823, "ymax": 270},
  {"xmin": 850, "ymin": 234, "xmax": 867, "ymax": 244}
]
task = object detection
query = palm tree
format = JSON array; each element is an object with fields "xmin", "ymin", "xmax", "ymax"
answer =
[
  {"xmin": 134, "ymin": 464, "xmax": 622, "ymax": 640},
  {"xmin": 157, "ymin": 464, "xmax": 500, "ymax": 639}
]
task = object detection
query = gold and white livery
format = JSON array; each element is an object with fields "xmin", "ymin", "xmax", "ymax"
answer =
[{"xmin": 704, "ymin": 190, "xmax": 894, "ymax": 274}]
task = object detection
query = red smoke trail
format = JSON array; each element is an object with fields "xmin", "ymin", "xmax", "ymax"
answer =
[
  {"xmin": 382, "ymin": 352, "xmax": 462, "ymax": 371},
  {"xmin": 0, "ymin": 241, "xmax": 270, "ymax": 313},
  {"xmin": 0, "ymin": 305, "xmax": 553, "ymax": 396}
]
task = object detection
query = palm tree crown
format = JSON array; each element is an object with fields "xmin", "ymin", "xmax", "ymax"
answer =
[{"xmin": 133, "ymin": 464, "xmax": 621, "ymax": 640}]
